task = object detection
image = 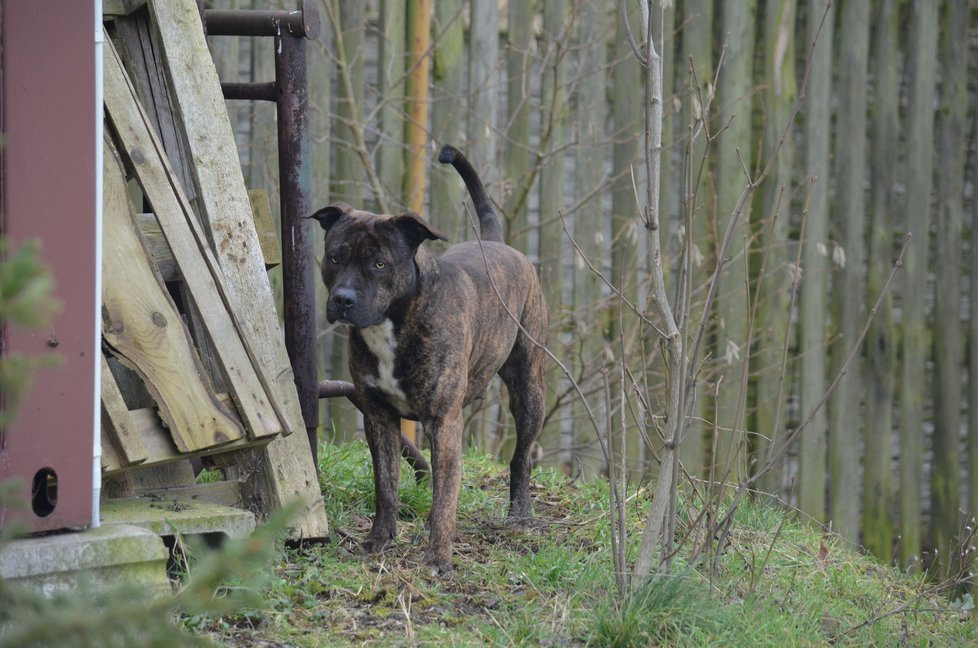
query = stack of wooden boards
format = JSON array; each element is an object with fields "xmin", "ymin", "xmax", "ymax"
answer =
[{"xmin": 100, "ymin": 0, "xmax": 327, "ymax": 537}]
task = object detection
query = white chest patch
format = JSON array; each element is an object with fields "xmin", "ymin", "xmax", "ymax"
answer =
[{"xmin": 359, "ymin": 319, "xmax": 412, "ymax": 415}]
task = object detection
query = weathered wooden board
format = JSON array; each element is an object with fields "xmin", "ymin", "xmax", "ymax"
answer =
[
  {"xmin": 100, "ymin": 427, "xmax": 123, "ymax": 473},
  {"xmin": 137, "ymin": 207, "xmax": 281, "ymax": 282},
  {"xmin": 147, "ymin": 0, "xmax": 302, "ymax": 437},
  {"xmin": 104, "ymin": 38, "xmax": 285, "ymax": 440},
  {"xmin": 117, "ymin": 479, "xmax": 246, "ymax": 510},
  {"xmin": 134, "ymin": 212, "xmax": 178, "ymax": 280},
  {"xmin": 103, "ymin": 0, "xmax": 147, "ymax": 17},
  {"xmin": 248, "ymin": 190, "xmax": 282, "ymax": 268},
  {"xmin": 146, "ymin": 0, "xmax": 329, "ymax": 538},
  {"xmin": 101, "ymin": 394, "xmax": 272, "ymax": 478},
  {"xmin": 102, "ymin": 133, "xmax": 244, "ymax": 453},
  {"xmin": 112, "ymin": 8, "xmax": 197, "ymax": 206},
  {"xmin": 101, "ymin": 353, "xmax": 148, "ymax": 466}
]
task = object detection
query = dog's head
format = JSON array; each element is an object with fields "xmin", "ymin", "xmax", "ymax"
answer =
[{"xmin": 307, "ymin": 202, "xmax": 447, "ymax": 327}]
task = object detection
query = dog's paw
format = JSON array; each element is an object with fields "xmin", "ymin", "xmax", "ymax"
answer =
[
  {"xmin": 507, "ymin": 501, "xmax": 533, "ymax": 522},
  {"xmin": 423, "ymin": 548, "xmax": 454, "ymax": 576},
  {"xmin": 362, "ymin": 530, "xmax": 394, "ymax": 554}
]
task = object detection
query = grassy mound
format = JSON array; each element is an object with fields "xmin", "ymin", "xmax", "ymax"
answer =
[{"xmin": 191, "ymin": 443, "xmax": 976, "ymax": 646}]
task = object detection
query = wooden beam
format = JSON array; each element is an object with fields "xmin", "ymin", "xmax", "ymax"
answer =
[
  {"xmin": 144, "ymin": 0, "xmax": 328, "ymax": 539},
  {"xmin": 102, "ymin": 132, "xmax": 245, "ymax": 452},
  {"xmin": 148, "ymin": 0, "xmax": 303, "ymax": 435},
  {"xmin": 101, "ymin": 394, "xmax": 274, "ymax": 478},
  {"xmin": 100, "ymin": 354, "xmax": 149, "ymax": 466},
  {"xmin": 111, "ymin": 10, "xmax": 198, "ymax": 205},
  {"xmin": 104, "ymin": 38, "xmax": 286, "ymax": 441},
  {"xmin": 103, "ymin": 0, "xmax": 147, "ymax": 17},
  {"xmin": 100, "ymin": 427, "xmax": 123, "ymax": 473},
  {"xmin": 112, "ymin": 479, "xmax": 246, "ymax": 510},
  {"xmin": 248, "ymin": 190, "xmax": 282, "ymax": 268},
  {"xmin": 136, "ymin": 202, "xmax": 281, "ymax": 282}
]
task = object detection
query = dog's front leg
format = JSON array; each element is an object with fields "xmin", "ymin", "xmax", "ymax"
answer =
[
  {"xmin": 363, "ymin": 408, "xmax": 401, "ymax": 553},
  {"xmin": 424, "ymin": 413, "xmax": 463, "ymax": 574}
]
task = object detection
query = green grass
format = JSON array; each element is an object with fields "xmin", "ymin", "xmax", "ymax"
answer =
[{"xmin": 188, "ymin": 442, "xmax": 977, "ymax": 646}]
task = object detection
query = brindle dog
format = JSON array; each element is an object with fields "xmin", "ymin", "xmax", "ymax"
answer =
[{"xmin": 308, "ymin": 146, "xmax": 548, "ymax": 574}]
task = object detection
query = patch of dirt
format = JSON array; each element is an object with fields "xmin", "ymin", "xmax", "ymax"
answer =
[{"xmin": 197, "ymin": 468, "xmax": 589, "ymax": 646}]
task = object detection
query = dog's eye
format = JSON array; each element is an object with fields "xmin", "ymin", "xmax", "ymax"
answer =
[
  {"xmin": 373, "ymin": 261, "xmax": 387, "ymax": 270},
  {"xmin": 328, "ymin": 256, "xmax": 340, "ymax": 264}
]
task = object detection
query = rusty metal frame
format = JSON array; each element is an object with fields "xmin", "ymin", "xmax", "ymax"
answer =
[{"xmin": 202, "ymin": 0, "xmax": 322, "ymax": 462}]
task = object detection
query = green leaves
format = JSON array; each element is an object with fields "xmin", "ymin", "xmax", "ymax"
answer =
[
  {"xmin": 0, "ymin": 238, "xmax": 61, "ymax": 429},
  {"xmin": 0, "ymin": 239, "xmax": 59, "ymax": 330}
]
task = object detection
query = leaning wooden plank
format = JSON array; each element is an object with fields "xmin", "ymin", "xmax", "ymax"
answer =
[
  {"xmin": 101, "ymin": 353, "xmax": 149, "ymax": 466},
  {"xmin": 100, "ymin": 426, "xmax": 123, "ymax": 472},
  {"xmin": 100, "ymin": 395, "xmax": 273, "ymax": 479},
  {"xmin": 248, "ymin": 190, "xmax": 282, "ymax": 268},
  {"xmin": 136, "ymin": 207, "xmax": 281, "ymax": 281},
  {"xmin": 103, "ymin": 0, "xmax": 147, "ymax": 17},
  {"xmin": 147, "ymin": 0, "xmax": 329, "ymax": 538},
  {"xmin": 147, "ymin": 0, "xmax": 302, "ymax": 437},
  {"xmin": 103, "ymin": 133, "xmax": 244, "ymax": 453},
  {"xmin": 112, "ymin": 9, "xmax": 197, "ymax": 204},
  {"xmin": 117, "ymin": 480, "xmax": 246, "ymax": 510},
  {"xmin": 134, "ymin": 212, "xmax": 179, "ymax": 280},
  {"xmin": 104, "ymin": 38, "xmax": 285, "ymax": 440}
]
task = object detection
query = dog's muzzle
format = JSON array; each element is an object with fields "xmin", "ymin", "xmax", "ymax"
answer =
[
  {"xmin": 326, "ymin": 288, "xmax": 383, "ymax": 327},
  {"xmin": 326, "ymin": 287, "xmax": 357, "ymax": 324}
]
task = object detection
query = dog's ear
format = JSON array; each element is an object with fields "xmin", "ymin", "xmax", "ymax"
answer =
[
  {"xmin": 390, "ymin": 212, "xmax": 448, "ymax": 249},
  {"xmin": 306, "ymin": 202, "xmax": 352, "ymax": 233}
]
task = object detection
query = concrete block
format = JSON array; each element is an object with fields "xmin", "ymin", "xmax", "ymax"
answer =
[
  {"xmin": 99, "ymin": 496, "xmax": 256, "ymax": 540},
  {"xmin": 0, "ymin": 524, "xmax": 170, "ymax": 597}
]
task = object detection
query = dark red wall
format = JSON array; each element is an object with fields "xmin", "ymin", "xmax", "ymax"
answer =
[{"xmin": 0, "ymin": 0, "xmax": 99, "ymax": 532}]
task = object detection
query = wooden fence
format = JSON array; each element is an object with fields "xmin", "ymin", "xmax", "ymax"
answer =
[{"xmin": 211, "ymin": 0, "xmax": 978, "ymax": 570}]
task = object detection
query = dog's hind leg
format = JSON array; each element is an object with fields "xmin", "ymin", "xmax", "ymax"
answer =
[
  {"xmin": 424, "ymin": 412, "xmax": 465, "ymax": 574},
  {"xmin": 500, "ymin": 338, "xmax": 546, "ymax": 520}
]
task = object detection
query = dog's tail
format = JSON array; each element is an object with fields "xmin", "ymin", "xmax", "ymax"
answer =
[{"xmin": 437, "ymin": 145, "xmax": 504, "ymax": 243}]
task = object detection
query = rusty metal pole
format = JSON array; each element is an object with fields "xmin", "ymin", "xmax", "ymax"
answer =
[
  {"xmin": 203, "ymin": 1, "xmax": 322, "ymax": 464},
  {"xmin": 275, "ymin": 33, "xmax": 319, "ymax": 464}
]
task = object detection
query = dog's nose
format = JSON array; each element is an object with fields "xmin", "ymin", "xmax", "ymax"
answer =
[{"xmin": 331, "ymin": 288, "xmax": 356, "ymax": 310}]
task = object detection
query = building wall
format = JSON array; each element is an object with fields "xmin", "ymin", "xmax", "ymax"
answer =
[{"xmin": 0, "ymin": 0, "xmax": 99, "ymax": 532}]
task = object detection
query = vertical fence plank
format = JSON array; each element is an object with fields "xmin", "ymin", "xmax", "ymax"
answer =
[
  {"xmin": 378, "ymin": 0, "xmax": 407, "ymax": 209},
  {"xmin": 900, "ymin": 0, "xmax": 938, "ymax": 569},
  {"xmin": 969, "ymin": 108, "xmax": 978, "ymax": 533},
  {"xmin": 572, "ymin": 0, "xmax": 610, "ymax": 475},
  {"xmin": 656, "ymin": 0, "xmax": 676, "ymax": 291},
  {"xmin": 325, "ymin": 0, "xmax": 367, "ymax": 439},
  {"xmin": 754, "ymin": 0, "xmax": 796, "ymax": 498},
  {"xmin": 403, "ymin": 0, "xmax": 431, "ymax": 215},
  {"xmin": 464, "ymin": 0, "xmax": 503, "ymax": 453},
  {"xmin": 429, "ymin": 0, "xmax": 465, "ymax": 238},
  {"xmin": 863, "ymin": 0, "xmax": 899, "ymax": 563},
  {"xmin": 467, "ymin": 0, "xmax": 500, "ymax": 185},
  {"xmin": 797, "ymin": 0, "xmax": 835, "ymax": 526},
  {"xmin": 504, "ymin": 0, "xmax": 534, "ymax": 251},
  {"xmin": 828, "ymin": 0, "xmax": 869, "ymax": 543},
  {"xmin": 713, "ymin": 0, "xmax": 756, "ymax": 482},
  {"xmin": 536, "ymin": 0, "xmax": 571, "ymax": 466},
  {"xmin": 930, "ymin": 0, "xmax": 968, "ymax": 573},
  {"xmin": 611, "ymin": 0, "xmax": 643, "ymax": 476},
  {"xmin": 309, "ymin": 0, "xmax": 334, "ymax": 440},
  {"xmin": 970, "ymin": 108, "xmax": 978, "ymax": 544},
  {"xmin": 399, "ymin": 0, "xmax": 432, "ymax": 449},
  {"xmin": 677, "ymin": 0, "xmax": 713, "ymax": 480}
]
